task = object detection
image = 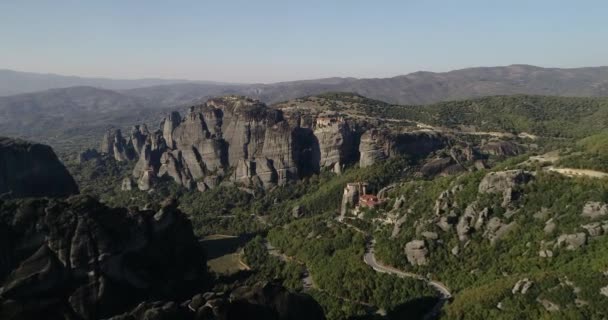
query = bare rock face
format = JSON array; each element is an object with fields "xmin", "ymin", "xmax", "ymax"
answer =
[
  {"xmin": 0, "ymin": 137, "xmax": 79, "ymax": 198},
  {"xmin": 359, "ymin": 129, "xmax": 445, "ymax": 168},
  {"xmin": 0, "ymin": 196, "xmax": 208, "ymax": 320},
  {"xmin": 421, "ymin": 157, "xmax": 456, "ymax": 177},
  {"xmin": 405, "ymin": 240, "xmax": 429, "ymax": 266},
  {"xmin": 359, "ymin": 129, "xmax": 389, "ymax": 168},
  {"xmin": 478, "ymin": 170, "xmax": 534, "ymax": 194},
  {"xmin": 100, "ymin": 128, "xmax": 135, "ymax": 162},
  {"xmin": 130, "ymin": 124, "xmax": 150, "ymax": 156},
  {"xmin": 314, "ymin": 117, "xmax": 355, "ymax": 170},
  {"xmin": 130, "ymin": 96, "xmax": 298, "ymax": 191},
  {"xmin": 162, "ymin": 111, "xmax": 181, "ymax": 149}
]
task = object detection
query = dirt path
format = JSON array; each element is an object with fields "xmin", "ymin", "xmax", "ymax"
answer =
[{"xmin": 545, "ymin": 167, "xmax": 608, "ymax": 179}]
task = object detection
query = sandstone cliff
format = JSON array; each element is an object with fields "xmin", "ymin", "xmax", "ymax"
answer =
[{"xmin": 0, "ymin": 137, "xmax": 79, "ymax": 198}]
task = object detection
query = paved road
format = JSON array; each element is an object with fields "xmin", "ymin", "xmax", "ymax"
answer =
[
  {"xmin": 363, "ymin": 239, "xmax": 452, "ymax": 320},
  {"xmin": 336, "ymin": 219, "xmax": 452, "ymax": 319}
]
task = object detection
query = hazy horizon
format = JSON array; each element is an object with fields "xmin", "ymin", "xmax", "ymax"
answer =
[{"xmin": 2, "ymin": 0, "xmax": 608, "ymax": 83}]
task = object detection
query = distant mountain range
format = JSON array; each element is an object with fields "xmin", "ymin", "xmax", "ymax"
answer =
[
  {"xmin": 0, "ymin": 86, "xmax": 168, "ymax": 152},
  {"xmin": 0, "ymin": 69, "xmax": 230, "ymax": 97},
  {"xmin": 1, "ymin": 64, "xmax": 608, "ymax": 152},
  {"xmin": 3, "ymin": 65, "xmax": 608, "ymax": 105}
]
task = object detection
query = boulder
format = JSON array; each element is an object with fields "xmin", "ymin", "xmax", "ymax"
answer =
[
  {"xmin": 405, "ymin": 240, "xmax": 429, "ymax": 266},
  {"xmin": 582, "ymin": 201, "xmax": 608, "ymax": 219},
  {"xmin": 421, "ymin": 231, "xmax": 439, "ymax": 240},
  {"xmin": 601, "ymin": 285, "xmax": 608, "ymax": 298},
  {"xmin": 544, "ymin": 218, "xmax": 556, "ymax": 234},
  {"xmin": 512, "ymin": 278, "xmax": 534, "ymax": 294},
  {"xmin": 555, "ymin": 233, "xmax": 587, "ymax": 250},
  {"xmin": 538, "ymin": 299, "xmax": 560, "ymax": 312},
  {"xmin": 582, "ymin": 222, "xmax": 604, "ymax": 237}
]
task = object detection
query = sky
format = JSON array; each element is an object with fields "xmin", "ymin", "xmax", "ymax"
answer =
[{"xmin": 1, "ymin": 0, "xmax": 607, "ymax": 83}]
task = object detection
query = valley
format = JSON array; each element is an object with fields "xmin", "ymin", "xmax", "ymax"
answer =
[{"xmin": 3, "ymin": 91, "xmax": 608, "ymax": 319}]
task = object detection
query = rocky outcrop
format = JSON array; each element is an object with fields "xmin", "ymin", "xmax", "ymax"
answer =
[
  {"xmin": 314, "ymin": 117, "xmax": 355, "ymax": 170},
  {"xmin": 359, "ymin": 129, "xmax": 389, "ymax": 168},
  {"xmin": 512, "ymin": 278, "xmax": 534, "ymax": 295},
  {"xmin": 405, "ymin": 240, "xmax": 429, "ymax": 266},
  {"xmin": 483, "ymin": 217, "xmax": 517, "ymax": 244},
  {"xmin": 421, "ymin": 157, "xmax": 456, "ymax": 177},
  {"xmin": 0, "ymin": 137, "xmax": 79, "ymax": 198},
  {"xmin": 480, "ymin": 140, "xmax": 523, "ymax": 156},
  {"xmin": 555, "ymin": 233, "xmax": 587, "ymax": 250},
  {"xmin": 130, "ymin": 124, "xmax": 149, "ymax": 156},
  {"xmin": 118, "ymin": 96, "xmax": 450, "ymax": 192},
  {"xmin": 581, "ymin": 201, "xmax": 608, "ymax": 219},
  {"xmin": 359, "ymin": 129, "xmax": 445, "ymax": 168},
  {"xmin": 478, "ymin": 170, "xmax": 533, "ymax": 194},
  {"xmin": 100, "ymin": 128, "xmax": 135, "ymax": 162},
  {"xmin": 130, "ymin": 96, "xmax": 298, "ymax": 191},
  {"xmin": 0, "ymin": 196, "xmax": 208, "ymax": 320}
]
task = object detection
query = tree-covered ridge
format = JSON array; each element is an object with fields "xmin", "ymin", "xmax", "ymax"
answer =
[
  {"xmin": 372, "ymin": 167, "xmax": 608, "ymax": 319},
  {"xmin": 297, "ymin": 93, "xmax": 608, "ymax": 139}
]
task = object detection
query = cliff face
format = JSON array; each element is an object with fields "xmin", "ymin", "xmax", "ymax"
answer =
[
  {"xmin": 100, "ymin": 128, "xmax": 136, "ymax": 162},
  {"xmin": 359, "ymin": 129, "xmax": 445, "ymax": 167},
  {"xmin": 119, "ymin": 96, "xmax": 447, "ymax": 192},
  {"xmin": 0, "ymin": 137, "xmax": 79, "ymax": 198},
  {"xmin": 128, "ymin": 96, "xmax": 298, "ymax": 191}
]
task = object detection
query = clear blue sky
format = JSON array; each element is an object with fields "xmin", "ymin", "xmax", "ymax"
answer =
[{"xmin": 1, "ymin": 0, "xmax": 607, "ymax": 83}]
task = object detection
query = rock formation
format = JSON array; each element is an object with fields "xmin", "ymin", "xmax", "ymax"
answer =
[
  {"xmin": 0, "ymin": 196, "xmax": 209, "ymax": 320},
  {"xmin": 480, "ymin": 140, "xmax": 523, "ymax": 156},
  {"xmin": 478, "ymin": 170, "xmax": 534, "ymax": 194},
  {"xmin": 581, "ymin": 201, "xmax": 608, "ymax": 219},
  {"xmin": 128, "ymin": 96, "xmax": 299, "ymax": 191},
  {"xmin": 359, "ymin": 129, "xmax": 445, "ymax": 168},
  {"xmin": 111, "ymin": 96, "xmax": 449, "ymax": 192},
  {"xmin": 0, "ymin": 137, "xmax": 79, "ymax": 198},
  {"xmin": 100, "ymin": 128, "xmax": 136, "ymax": 162},
  {"xmin": 405, "ymin": 240, "xmax": 429, "ymax": 266}
]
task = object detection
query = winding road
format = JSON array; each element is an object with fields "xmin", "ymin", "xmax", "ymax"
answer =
[
  {"xmin": 363, "ymin": 239, "xmax": 452, "ymax": 320},
  {"xmin": 337, "ymin": 218, "xmax": 452, "ymax": 319}
]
